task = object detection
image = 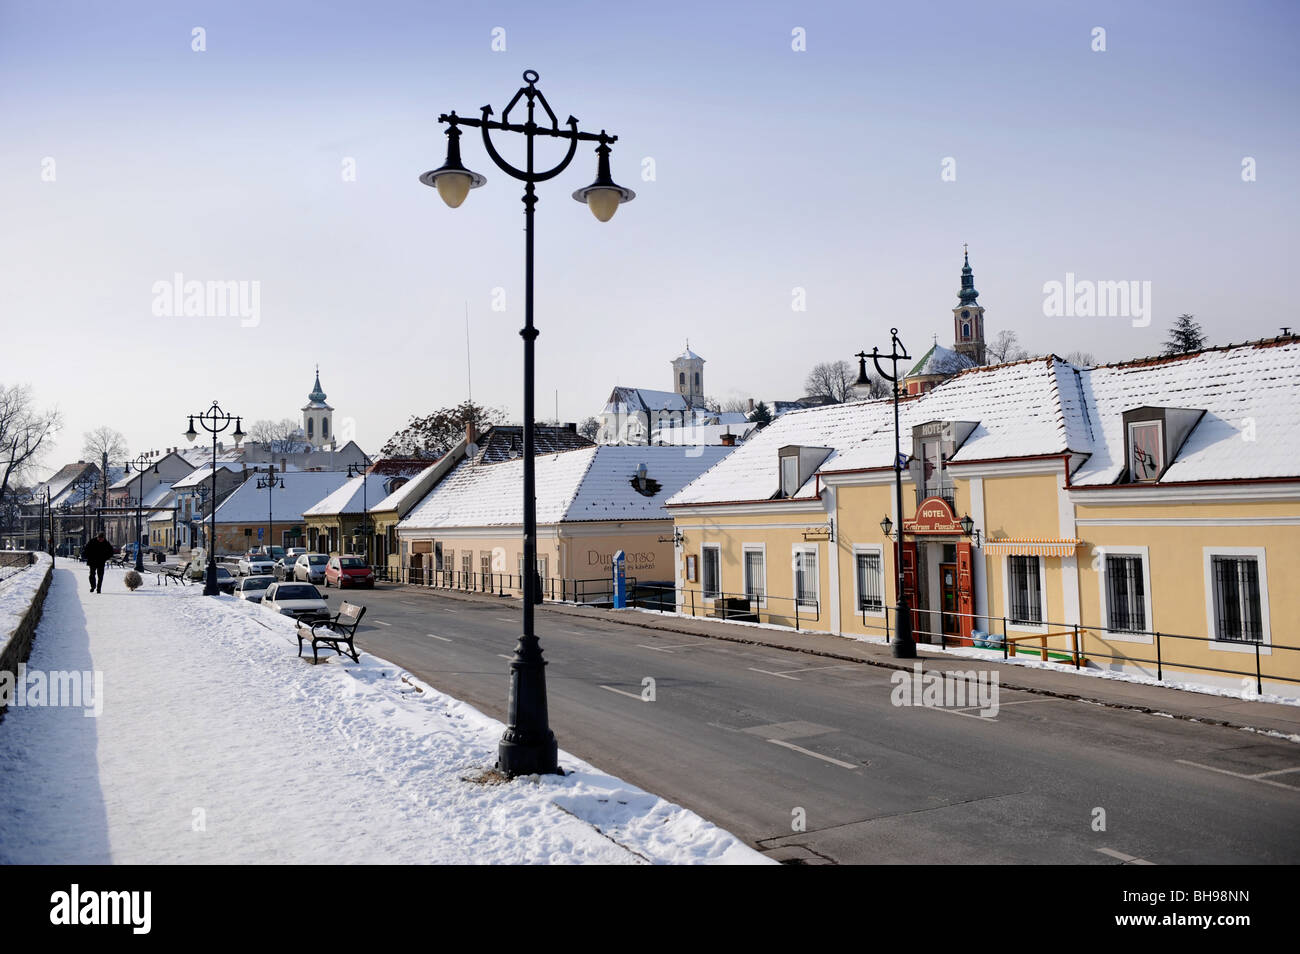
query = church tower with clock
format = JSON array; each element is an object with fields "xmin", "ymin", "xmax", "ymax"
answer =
[{"xmin": 953, "ymin": 246, "xmax": 987, "ymax": 366}]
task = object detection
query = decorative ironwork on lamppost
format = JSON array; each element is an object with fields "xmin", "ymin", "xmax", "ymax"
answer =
[
  {"xmin": 194, "ymin": 485, "xmax": 211, "ymax": 554},
  {"xmin": 125, "ymin": 453, "xmax": 158, "ymax": 572},
  {"xmin": 422, "ymin": 69, "xmax": 635, "ymax": 777},
  {"xmin": 185, "ymin": 402, "xmax": 244, "ymax": 595},
  {"xmin": 255, "ymin": 465, "xmax": 284, "ymax": 557},
  {"xmin": 70, "ymin": 470, "xmax": 99, "ymax": 559},
  {"xmin": 346, "ymin": 454, "xmax": 374, "ymax": 567},
  {"xmin": 870, "ymin": 329, "xmax": 917, "ymax": 659},
  {"xmin": 38, "ymin": 486, "xmax": 52, "ymax": 560}
]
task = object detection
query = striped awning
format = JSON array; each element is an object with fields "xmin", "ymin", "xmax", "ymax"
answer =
[{"xmin": 983, "ymin": 537, "xmax": 1082, "ymax": 557}]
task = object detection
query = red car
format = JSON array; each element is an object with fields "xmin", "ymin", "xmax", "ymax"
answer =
[{"xmin": 324, "ymin": 554, "xmax": 374, "ymax": 589}]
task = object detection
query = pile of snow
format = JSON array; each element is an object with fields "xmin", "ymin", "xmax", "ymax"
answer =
[{"xmin": 0, "ymin": 564, "xmax": 767, "ymax": 864}]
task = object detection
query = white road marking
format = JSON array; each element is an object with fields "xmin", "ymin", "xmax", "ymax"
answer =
[
  {"xmin": 637, "ymin": 642, "xmax": 699, "ymax": 653},
  {"xmin": 497, "ymin": 654, "xmax": 513, "ymax": 660},
  {"xmin": 1176, "ymin": 759, "xmax": 1300, "ymax": 791},
  {"xmin": 1254, "ymin": 766, "xmax": 1300, "ymax": 778},
  {"xmin": 399, "ymin": 600, "xmax": 421, "ymax": 606},
  {"xmin": 372, "ymin": 620, "xmax": 392, "ymax": 626},
  {"xmin": 767, "ymin": 739, "xmax": 858, "ymax": 769},
  {"xmin": 748, "ymin": 667, "xmax": 801, "ymax": 681},
  {"xmin": 496, "ymin": 617, "xmax": 517, "ymax": 624},
  {"xmin": 1096, "ymin": 847, "xmax": 1155, "ymax": 865},
  {"xmin": 600, "ymin": 685, "xmax": 644, "ymax": 701},
  {"xmin": 925, "ymin": 706, "xmax": 997, "ymax": 722},
  {"xmin": 443, "ymin": 608, "xmax": 458, "ymax": 613},
  {"xmin": 770, "ymin": 663, "xmax": 860, "ymax": 676},
  {"xmin": 426, "ymin": 634, "xmax": 452, "ymax": 642}
]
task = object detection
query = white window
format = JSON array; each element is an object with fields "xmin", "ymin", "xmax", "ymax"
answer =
[
  {"xmin": 1005, "ymin": 555, "xmax": 1045, "ymax": 629},
  {"xmin": 742, "ymin": 545, "xmax": 766, "ymax": 607},
  {"xmin": 1128, "ymin": 421, "xmax": 1163, "ymax": 481},
  {"xmin": 1096, "ymin": 547, "xmax": 1152, "ymax": 641},
  {"xmin": 853, "ymin": 546, "xmax": 885, "ymax": 616},
  {"xmin": 793, "ymin": 545, "xmax": 818, "ymax": 609},
  {"xmin": 1204, "ymin": 548, "xmax": 1270, "ymax": 651},
  {"xmin": 701, "ymin": 545, "xmax": 721, "ymax": 601}
]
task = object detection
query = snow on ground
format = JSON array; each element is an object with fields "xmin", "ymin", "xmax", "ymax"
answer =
[{"xmin": 0, "ymin": 565, "xmax": 768, "ymax": 864}]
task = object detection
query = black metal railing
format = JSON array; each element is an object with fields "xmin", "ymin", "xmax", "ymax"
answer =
[
  {"xmin": 854, "ymin": 604, "xmax": 1295, "ymax": 695},
  {"xmin": 633, "ymin": 583, "xmax": 821, "ymax": 632}
]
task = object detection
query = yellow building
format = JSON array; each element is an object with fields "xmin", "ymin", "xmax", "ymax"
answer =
[
  {"xmin": 668, "ymin": 338, "xmax": 1300, "ymax": 696},
  {"xmin": 396, "ymin": 445, "xmax": 732, "ymax": 601}
]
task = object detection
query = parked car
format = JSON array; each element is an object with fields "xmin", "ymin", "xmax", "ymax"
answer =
[
  {"xmin": 261, "ymin": 581, "xmax": 331, "ymax": 622},
  {"xmin": 233, "ymin": 574, "xmax": 276, "ymax": 603},
  {"xmin": 272, "ymin": 557, "xmax": 295, "ymax": 581},
  {"xmin": 293, "ymin": 553, "xmax": 329, "ymax": 584},
  {"xmin": 238, "ymin": 552, "xmax": 278, "ymax": 577},
  {"xmin": 285, "ymin": 547, "xmax": 308, "ymax": 563},
  {"xmin": 210, "ymin": 565, "xmax": 238, "ymax": 594},
  {"xmin": 325, "ymin": 555, "xmax": 374, "ymax": 589},
  {"xmin": 253, "ymin": 545, "xmax": 286, "ymax": 561}
]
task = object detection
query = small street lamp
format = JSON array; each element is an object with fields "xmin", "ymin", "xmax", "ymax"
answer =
[
  {"xmin": 125, "ymin": 453, "xmax": 158, "ymax": 572},
  {"xmin": 880, "ymin": 514, "xmax": 894, "ymax": 538},
  {"xmin": 185, "ymin": 402, "xmax": 244, "ymax": 595},
  {"xmin": 255, "ymin": 464, "xmax": 284, "ymax": 557},
  {"xmin": 422, "ymin": 69, "xmax": 634, "ymax": 777},
  {"xmin": 959, "ymin": 513, "xmax": 983, "ymax": 548},
  {"xmin": 346, "ymin": 453, "xmax": 374, "ymax": 567},
  {"xmin": 869, "ymin": 329, "xmax": 916, "ymax": 659}
]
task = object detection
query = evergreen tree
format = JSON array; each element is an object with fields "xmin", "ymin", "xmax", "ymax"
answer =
[
  {"xmin": 1163, "ymin": 314, "xmax": 1207, "ymax": 355},
  {"xmin": 749, "ymin": 401, "xmax": 773, "ymax": 428}
]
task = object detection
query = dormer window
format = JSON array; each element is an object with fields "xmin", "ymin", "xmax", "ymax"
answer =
[
  {"xmin": 780, "ymin": 455, "xmax": 799, "ymax": 497},
  {"xmin": 777, "ymin": 445, "xmax": 833, "ymax": 498},
  {"xmin": 1129, "ymin": 421, "xmax": 1163, "ymax": 481}
]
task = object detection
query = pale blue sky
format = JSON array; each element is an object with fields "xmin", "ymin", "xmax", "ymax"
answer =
[{"xmin": 2, "ymin": 0, "xmax": 1296, "ymax": 477}]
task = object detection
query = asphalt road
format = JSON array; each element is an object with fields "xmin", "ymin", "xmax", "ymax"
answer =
[{"xmin": 318, "ymin": 581, "xmax": 1300, "ymax": 864}]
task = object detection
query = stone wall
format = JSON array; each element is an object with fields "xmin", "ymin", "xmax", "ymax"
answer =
[{"xmin": 0, "ymin": 552, "xmax": 53, "ymax": 721}]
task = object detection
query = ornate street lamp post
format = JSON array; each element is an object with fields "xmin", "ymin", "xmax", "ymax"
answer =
[
  {"xmin": 255, "ymin": 464, "xmax": 284, "ymax": 558},
  {"xmin": 346, "ymin": 453, "xmax": 374, "ymax": 566},
  {"xmin": 422, "ymin": 69, "xmax": 634, "ymax": 776},
  {"xmin": 185, "ymin": 402, "xmax": 244, "ymax": 595},
  {"xmin": 125, "ymin": 453, "xmax": 158, "ymax": 572},
  {"xmin": 868, "ymin": 330, "xmax": 917, "ymax": 659}
]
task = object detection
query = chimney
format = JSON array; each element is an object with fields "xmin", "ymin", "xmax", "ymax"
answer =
[
  {"xmin": 747, "ymin": 398, "xmax": 754, "ymax": 412},
  {"xmin": 281, "ymin": 457, "xmax": 288, "ymax": 474},
  {"xmin": 565, "ymin": 422, "xmax": 577, "ymax": 433},
  {"xmin": 720, "ymin": 429, "xmax": 736, "ymax": 447},
  {"xmin": 465, "ymin": 418, "xmax": 478, "ymax": 447}
]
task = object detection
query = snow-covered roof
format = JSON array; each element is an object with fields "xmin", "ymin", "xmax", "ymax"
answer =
[
  {"xmin": 1070, "ymin": 339, "xmax": 1300, "ymax": 485},
  {"xmin": 33, "ymin": 462, "xmax": 93, "ymax": 503},
  {"xmin": 908, "ymin": 342, "xmax": 976, "ymax": 378},
  {"xmin": 303, "ymin": 473, "xmax": 392, "ymax": 517},
  {"xmin": 604, "ymin": 386, "xmax": 690, "ymax": 414},
  {"xmin": 173, "ymin": 462, "xmax": 241, "ymax": 489},
  {"xmin": 140, "ymin": 483, "xmax": 175, "ymax": 508},
  {"xmin": 649, "ymin": 422, "xmax": 757, "ymax": 446},
  {"xmin": 370, "ymin": 463, "xmax": 440, "ymax": 513},
  {"xmin": 211, "ymin": 472, "xmax": 348, "ymax": 523},
  {"xmin": 400, "ymin": 445, "xmax": 732, "ymax": 530},
  {"xmin": 675, "ymin": 346, "xmax": 704, "ymax": 362}
]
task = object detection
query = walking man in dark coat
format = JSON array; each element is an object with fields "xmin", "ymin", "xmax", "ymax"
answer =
[{"xmin": 83, "ymin": 532, "xmax": 113, "ymax": 594}]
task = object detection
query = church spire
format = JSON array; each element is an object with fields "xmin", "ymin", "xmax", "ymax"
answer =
[
  {"xmin": 958, "ymin": 243, "xmax": 979, "ymax": 306},
  {"xmin": 308, "ymin": 364, "xmax": 327, "ymax": 404}
]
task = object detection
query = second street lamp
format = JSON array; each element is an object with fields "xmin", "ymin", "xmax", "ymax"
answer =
[
  {"xmin": 255, "ymin": 464, "xmax": 284, "ymax": 558},
  {"xmin": 346, "ymin": 454, "xmax": 374, "ymax": 567},
  {"xmin": 185, "ymin": 402, "xmax": 244, "ymax": 595},
  {"xmin": 126, "ymin": 453, "xmax": 158, "ymax": 572},
  {"xmin": 422, "ymin": 69, "xmax": 634, "ymax": 777}
]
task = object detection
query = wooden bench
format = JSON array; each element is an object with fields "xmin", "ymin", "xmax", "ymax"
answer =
[
  {"xmin": 297, "ymin": 601, "xmax": 366, "ymax": 664},
  {"xmin": 156, "ymin": 566, "xmax": 189, "ymax": 586}
]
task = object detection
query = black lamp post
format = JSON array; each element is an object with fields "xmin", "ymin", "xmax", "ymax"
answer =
[
  {"xmin": 422, "ymin": 69, "xmax": 634, "ymax": 777},
  {"xmin": 869, "ymin": 329, "xmax": 917, "ymax": 659},
  {"xmin": 125, "ymin": 453, "xmax": 158, "ymax": 572},
  {"xmin": 255, "ymin": 464, "xmax": 284, "ymax": 557},
  {"xmin": 71, "ymin": 471, "xmax": 98, "ymax": 559},
  {"xmin": 194, "ymin": 485, "xmax": 210, "ymax": 553},
  {"xmin": 185, "ymin": 402, "xmax": 244, "ymax": 595},
  {"xmin": 346, "ymin": 454, "xmax": 374, "ymax": 566}
]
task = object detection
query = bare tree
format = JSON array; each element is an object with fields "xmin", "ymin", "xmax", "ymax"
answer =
[
  {"xmin": 804, "ymin": 360, "xmax": 857, "ymax": 404},
  {"xmin": 987, "ymin": 330, "xmax": 1030, "ymax": 364},
  {"xmin": 82, "ymin": 426, "xmax": 128, "ymax": 463},
  {"xmin": 381, "ymin": 401, "xmax": 506, "ymax": 458},
  {"xmin": 577, "ymin": 417, "xmax": 601, "ymax": 441},
  {"xmin": 247, "ymin": 418, "xmax": 302, "ymax": 453},
  {"xmin": 721, "ymin": 397, "xmax": 752, "ymax": 414},
  {"xmin": 1061, "ymin": 350, "xmax": 1096, "ymax": 367},
  {"xmin": 0, "ymin": 383, "xmax": 62, "ymax": 509}
]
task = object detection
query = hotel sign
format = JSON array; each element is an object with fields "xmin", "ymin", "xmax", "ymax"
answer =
[{"xmin": 904, "ymin": 496, "xmax": 963, "ymax": 535}]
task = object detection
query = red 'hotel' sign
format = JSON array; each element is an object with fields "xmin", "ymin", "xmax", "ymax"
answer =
[{"xmin": 904, "ymin": 496, "xmax": 963, "ymax": 534}]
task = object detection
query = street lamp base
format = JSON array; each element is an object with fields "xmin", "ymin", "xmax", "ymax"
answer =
[
  {"xmin": 497, "ymin": 732, "xmax": 559, "ymax": 778},
  {"xmin": 497, "ymin": 643, "xmax": 559, "ymax": 777},
  {"xmin": 892, "ymin": 601, "xmax": 917, "ymax": 658}
]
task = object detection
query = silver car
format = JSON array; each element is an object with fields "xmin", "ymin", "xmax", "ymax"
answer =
[
  {"xmin": 294, "ymin": 553, "xmax": 329, "ymax": 584},
  {"xmin": 234, "ymin": 574, "xmax": 276, "ymax": 603}
]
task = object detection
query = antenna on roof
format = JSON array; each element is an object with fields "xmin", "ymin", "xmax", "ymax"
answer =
[{"xmin": 465, "ymin": 301, "xmax": 473, "ymax": 405}]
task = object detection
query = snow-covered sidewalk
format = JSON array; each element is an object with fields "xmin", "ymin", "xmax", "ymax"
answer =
[{"xmin": 0, "ymin": 565, "xmax": 766, "ymax": 864}]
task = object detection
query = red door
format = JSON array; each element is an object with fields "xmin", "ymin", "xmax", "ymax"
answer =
[
  {"xmin": 956, "ymin": 541, "xmax": 974, "ymax": 644},
  {"xmin": 894, "ymin": 540, "xmax": 921, "ymax": 635}
]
